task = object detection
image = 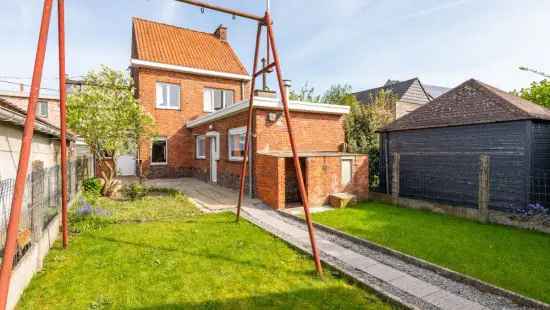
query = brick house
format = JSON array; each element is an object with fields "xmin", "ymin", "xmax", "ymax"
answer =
[{"xmin": 130, "ymin": 18, "xmax": 368, "ymax": 208}]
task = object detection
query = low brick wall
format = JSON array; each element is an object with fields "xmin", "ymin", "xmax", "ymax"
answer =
[{"xmin": 255, "ymin": 154, "xmax": 285, "ymax": 209}]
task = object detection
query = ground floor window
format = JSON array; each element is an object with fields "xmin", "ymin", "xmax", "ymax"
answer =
[
  {"xmin": 228, "ymin": 127, "xmax": 246, "ymax": 161},
  {"xmin": 196, "ymin": 135, "xmax": 206, "ymax": 159},
  {"xmin": 151, "ymin": 138, "xmax": 167, "ymax": 164}
]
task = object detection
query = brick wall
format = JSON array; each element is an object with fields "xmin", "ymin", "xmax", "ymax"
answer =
[
  {"xmin": 136, "ymin": 67, "xmax": 249, "ymax": 178},
  {"xmin": 255, "ymin": 109, "xmax": 345, "ymax": 153},
  {"xmin": 255, "ymin": 154, "xmax": 285, "ymax": 209}
]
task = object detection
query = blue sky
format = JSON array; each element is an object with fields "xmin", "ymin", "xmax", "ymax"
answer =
[{"xmin": 1, "ymin": 0, "xmax": 549, "ymax": 97}]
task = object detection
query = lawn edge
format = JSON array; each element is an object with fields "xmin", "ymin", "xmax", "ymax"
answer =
[
  {"xmin": 278, "ymin": 210, "xmax": 550, "ymax": 310},
  {"xmin": 237, "ymin": 209, "xmax": 417, "ymax": 310}
]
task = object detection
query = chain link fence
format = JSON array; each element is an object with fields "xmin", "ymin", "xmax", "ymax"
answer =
[{"xmin": 0, "ymin": 156, "xmax": 92, "ymax": 264}]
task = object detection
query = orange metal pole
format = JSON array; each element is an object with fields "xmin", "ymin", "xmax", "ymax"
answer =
[
  {"xmin": 236, "ymin": 22, "xmax": 262, "ymax": 221},
  {"xmin": 58, "ymin": 0, "xmax": 69, "ymax": 248},
  {"xmin": 0, "ymin": 0, "xmax": 54, "ymax": 307},
  {"xmin": 265, "ymin": 12, "xmax": 323, "ymax": 277}
]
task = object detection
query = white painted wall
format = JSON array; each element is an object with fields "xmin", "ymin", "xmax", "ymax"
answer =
[{"xmin": 0, "ymin": 123, "xmax": 59, "ymax": 180}]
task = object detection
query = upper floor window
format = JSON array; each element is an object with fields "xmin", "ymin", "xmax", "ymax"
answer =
[
  {"xmin": 203, "ymin": 88, "xmax": 234, "ymax": 112},
  {"xmin": 156, "ymin": 82, "xmax": 180, "ymax": 109},
  {"xmin": 37, "ymin": 101, "xmax": 48, "ymax": 118}
]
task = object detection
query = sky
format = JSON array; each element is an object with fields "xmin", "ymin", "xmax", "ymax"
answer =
[{"xmin": 0, "ymin": 0, "xmax": 549, "ymax": 97}]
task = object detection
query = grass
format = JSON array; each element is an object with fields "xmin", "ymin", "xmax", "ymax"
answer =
[
  {"xmin": 311, "ymin": 201, "xmax": 550, "ymax": 304},
  {"xmin": 17, "ymin": 192, "xmax": 392, "ymax": 309}
]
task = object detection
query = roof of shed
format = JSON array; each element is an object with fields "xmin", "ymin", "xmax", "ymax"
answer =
[
  {"xmin": 132, "ymin": 18, "xmax": 248, "ymax": 76},
  {"xmin": 379, "ymin": 79, "xmax": 550, "ymax": 132},
  {"xmin": 0, "ymin": 98, "xmax": 74, "ymax": 139},
  {"xmin": 353, "ymin": 78, "xmax": 423, "ymax": 103}
]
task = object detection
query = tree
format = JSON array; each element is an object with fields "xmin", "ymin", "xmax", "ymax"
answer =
[
  {"xmin": 516, "ymin": 79, "xmax": 550, "ymax": 108},
  {"xmin": 343, "ymin": 90, "xmax": 395, "ymax": 189},
  {"xmin": 67, "ymin": 66, "xmax": 155, "ymax": 196},
  {"xmin": 289, "ymin": 82, "xmax": 321, "ymax": 102},
  {"xmin": 322, "ymin": 84, "xmax": 352, "ymax": 105}
]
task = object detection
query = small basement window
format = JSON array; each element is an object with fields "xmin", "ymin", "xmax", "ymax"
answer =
[
  {"xmin": 156, "ymin": 82, "xmax": 180, "ymax": 109},
  {"xmin": 203, "ymin": 88, "xmax": 234, "ymax": 112},
  {"xmin": 341, "ymin": 159, "xmax": 352, "ymax": 186},
  {"xmin": 228, "ymin": 127, "xmax": 246, "ymax": 161},
  {"xmin": 151, "ymin": 138, "xmax": 167, "ymax": 164},
  {"xmin": 196, "ymin": 135, "xmax": 206, "ymax": 159}
]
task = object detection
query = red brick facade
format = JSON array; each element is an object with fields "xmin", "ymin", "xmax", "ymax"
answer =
[
  {"xmin": 134, "ymin": 67, "xmax": 249, "ymax": 178},
  {"xmin": 188, "ymin": 107, "xmax": 368, "ymax": 209}
]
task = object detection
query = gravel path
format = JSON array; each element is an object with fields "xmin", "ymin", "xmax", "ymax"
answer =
[{"xmin": 240, "ymin": 204, "xmax": 541, "ymax": 310}]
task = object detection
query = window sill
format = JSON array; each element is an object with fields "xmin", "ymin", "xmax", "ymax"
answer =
[
  {"xmin": 228, "ymin": 158, "xmax": 244, "ymax": 162},
  {"xmin": 196, "ymin": 157, "xmax": 206, "ymax": 160},
  {"xmin": 155, "ymin": 106, "xmax": 180, "ymax": 110},
  {"xmin": 150, "ymin": 162, "xmax": 167, "ymax": 166}
]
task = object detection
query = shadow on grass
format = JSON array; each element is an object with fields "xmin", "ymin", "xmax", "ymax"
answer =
[{"xmin": 129, "ymin": 286, "xmax": 390, "ymax": 310}]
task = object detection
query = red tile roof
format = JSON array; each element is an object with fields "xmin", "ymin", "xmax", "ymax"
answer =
[{"xmin": 132, "ymin": 18, "xmax": 248, "ymax": 76}]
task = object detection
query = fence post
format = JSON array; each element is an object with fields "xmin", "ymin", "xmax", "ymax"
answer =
[
  {"xmin": 478, "ymin": 154, "xmax": 490, "ymax": 222},
  {"xmin": 392, "ymin": 152, "xmax": 400, "ymax": 204},
  {"xmin": 31, "ymin": 161, "xmax": 44, "ymax": 244}
]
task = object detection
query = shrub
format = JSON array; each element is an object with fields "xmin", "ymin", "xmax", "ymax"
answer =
[
  {"xmin": 82, "ymin": 178, "xmax": 102, "ymax": 196},
  {"xmin": 124, "ymin": 183, "xmax": 148, "ymax": 200}
]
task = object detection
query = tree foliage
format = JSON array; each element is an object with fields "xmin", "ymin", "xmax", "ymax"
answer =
[
  {"xmin": 289, "ymin": 82, "xmax": 321, "ymax": 102},
  {"xmin": 344, "ymin": 90, "xmax": 395, "ymax": 189},
  {"xmin": 516, "ymin": 79, "xmax": 550, "ymax": 108},
  {"xmin": 67, "ymin": 66, "xmax": 155, "ymax": 195},
  {"xmin": 322, "ymin": 84, "xmax": 353, "ymax": 105}
]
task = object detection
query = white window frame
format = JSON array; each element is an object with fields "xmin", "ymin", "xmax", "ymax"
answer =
[
  {"xmin": 151, "ymin": 137, "xmax": 168, "ymax": 165},
  {"xmin": 38, "ymin": 100, "xmax": 48, "ymax": 117},
  {"xmin": 227, "ymin": 127, "xmax": 247, "ymax": 161},
  {"xmin": 203, "ymin": 88, "xmax": 235, "ymax": 112},
  {"xmin": 196, "ymin": 135, "xmax": 206, "ymax": 159},
  {"xmin": 156, "ymin": 82, "xmax": 181, "ymax": 110},
  {"xmin": 341, "ymin": 158, "xmax": 353, "ymax": 186}
]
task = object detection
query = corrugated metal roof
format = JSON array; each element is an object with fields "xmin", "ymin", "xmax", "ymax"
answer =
[
  {"xmin": 379, "ymin": 79, "xmax": 550, "ymax": 132},
  {"xmin": 132, "ymin": 18, "xmax": 248, "ymax": 76}
]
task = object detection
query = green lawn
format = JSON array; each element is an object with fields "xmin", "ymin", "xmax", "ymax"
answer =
[
  {"xmin": 312, "ymin": 201, "xmax": 550, "ymax": 304},
  {"xmin": 17, "ymin": 193, "xmax": 391, "ymax": 309}
]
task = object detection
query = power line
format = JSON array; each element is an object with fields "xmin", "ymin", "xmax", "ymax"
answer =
[{"xmin": 0, "ymin": 79, "xmax": 59, "ymax": 92}]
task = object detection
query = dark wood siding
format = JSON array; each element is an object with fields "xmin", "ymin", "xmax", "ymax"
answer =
[
  {"xmin": 530, "ymin": 121, "xmax": 550, "ymax": 205},
  {"xmin": 379, "ymin": 121, "xmax": 530, "ymax": 212}
]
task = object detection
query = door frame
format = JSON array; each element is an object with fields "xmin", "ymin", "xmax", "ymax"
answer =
[{"xmin": 206, "ymin": 131, "xmax": 220, "ymax": 183}]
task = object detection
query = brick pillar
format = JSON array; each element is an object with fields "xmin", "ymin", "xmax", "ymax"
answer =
[
  {"xmin": 391, "ymin": 153, "xmax": 400, "ymax": 204},
  {"xmin": 31, "ymin": 160, "xmax": 44, "ymax": 243},
  {"xmin": 478, "ymin": 154, "xmax": 490, "ymax": 222}
]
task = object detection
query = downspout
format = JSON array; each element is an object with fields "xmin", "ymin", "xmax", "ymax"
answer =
[{"xmin": 248, "ymin": 108, "xmax": 254, "ymax": 197}]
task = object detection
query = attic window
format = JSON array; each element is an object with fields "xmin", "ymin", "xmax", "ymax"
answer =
[{"xmin": 37, "ymin": 101, "xmax": 48, "ymax": 118}]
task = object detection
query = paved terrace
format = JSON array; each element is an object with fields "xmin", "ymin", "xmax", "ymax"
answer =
[{"xmin": 144, "ymin": 177, "xmax": 534, "ymax": 310}]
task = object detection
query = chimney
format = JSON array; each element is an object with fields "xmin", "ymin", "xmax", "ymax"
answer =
[
  {"xmin": 214, "ymin": 25, "xmax": 227, "ymax": 41},
  {"xmin": 284, "ymin": 80, "xmax": 292, "ymax": 100}
]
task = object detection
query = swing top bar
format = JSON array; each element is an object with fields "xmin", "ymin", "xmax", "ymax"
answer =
[{"xmin": 174, "ymin": 0, "xmax": 265, "ymax": 22}]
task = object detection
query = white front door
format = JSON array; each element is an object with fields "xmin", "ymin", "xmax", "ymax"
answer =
[
  {"xmin": 117, "ymin": 154, "xmax": 136, "ymax": 176},
  {"xmin": 210, "ymin": 137, "xmax": 218, "ymax": 183}
]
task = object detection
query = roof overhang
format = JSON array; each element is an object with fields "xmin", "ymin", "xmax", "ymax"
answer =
[
  {"xmin": 186, "ymin": 97, "xmax": 350, "ymax": 128},
  {"xmin": 0, "ymin": 101, "xmax": 74, "ymax": 139},
  {"xmin": 130, "ymin": 59, "xmax": 251, "ymax": 81}
]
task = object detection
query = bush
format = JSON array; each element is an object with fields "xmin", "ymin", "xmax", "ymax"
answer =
[
  {"xmin": 124, "ymin": 183, "xmax": 148, "ymax": 200},
  {"xmin": 82, "ymin": 178, "xmax": 102, "ymax": 196}
]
